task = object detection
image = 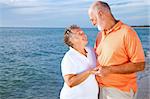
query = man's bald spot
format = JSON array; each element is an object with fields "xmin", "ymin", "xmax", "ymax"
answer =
[{"xmin": 89, "ymin": 1, "xmax": 110, "ymax": 14}]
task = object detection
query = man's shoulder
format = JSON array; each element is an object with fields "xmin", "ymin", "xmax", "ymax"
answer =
[
  {"xmin": 121, "ymin": 22, "xmax": 133, "ymax": 31},
  {"xmin": 120, "ymin": 22, "xmax": 137, "ymax": 35},
  {"xmin": 119, "ymin": 22, "xmax": 139, "ymax": 41}
]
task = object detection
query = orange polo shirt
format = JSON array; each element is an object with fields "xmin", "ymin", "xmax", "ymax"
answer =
[{"xmin": 94, "ymin": 21, "xmax": 145, "ymax": 92}]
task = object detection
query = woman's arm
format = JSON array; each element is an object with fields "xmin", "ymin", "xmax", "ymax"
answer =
[{"xmin": 64, "ymin": 67, "xmax": 98, "ymax": 88}]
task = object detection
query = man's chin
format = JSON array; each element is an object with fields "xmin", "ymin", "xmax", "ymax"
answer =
[{"xmin": 97, "ymin": 28, "xmax": 101, "ymax": 31}]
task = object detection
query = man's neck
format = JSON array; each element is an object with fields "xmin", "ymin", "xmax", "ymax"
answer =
[{"xmin": 105, "ymin": 17, "xmax": 117, "ymax": 31}]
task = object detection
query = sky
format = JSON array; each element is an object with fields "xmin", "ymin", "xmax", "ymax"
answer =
[{"xmin": 0, "ymin": 0, "xmax": 149, "ymax": 27}]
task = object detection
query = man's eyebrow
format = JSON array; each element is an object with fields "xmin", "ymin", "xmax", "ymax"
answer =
[{"xmin": 90, "ymin": 18, "xmax": 93, "ymax": 21}]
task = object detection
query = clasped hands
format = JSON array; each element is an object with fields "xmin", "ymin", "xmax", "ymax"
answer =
[{"xmin": 89, "ymin": 66, "xmax": 111, "ymax": 77}]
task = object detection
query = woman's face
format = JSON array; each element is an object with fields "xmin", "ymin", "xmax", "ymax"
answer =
[{"xmin": 70, "ymin": 28, "xmax": 88, "ymax": 47}]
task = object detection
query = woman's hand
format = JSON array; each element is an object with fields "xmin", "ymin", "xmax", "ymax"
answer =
[{"xmin": 89, "ymin": 67, "xmax": 101, "ymax": 75}]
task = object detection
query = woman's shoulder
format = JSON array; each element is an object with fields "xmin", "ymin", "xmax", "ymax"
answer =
[
  {"xmin": 61, "ymin": 48, "xmax": 75, "ymax": 63},
  {"xmin": 85, "ymin": 46, "xmax": 95, "ymax": 53}
]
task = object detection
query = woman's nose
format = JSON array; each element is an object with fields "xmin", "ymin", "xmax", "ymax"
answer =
[
  {"xmin": 83, "ymin": 34, "xmax": 87, "ymax": 38},
  {"xmin": 82, "ymin": 33, "xmax": 86, "ymax": 36}
]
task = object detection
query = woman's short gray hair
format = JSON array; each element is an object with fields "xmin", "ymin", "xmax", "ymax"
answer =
[{"xmin": 64, "ymin": 25, "xmax": 80, "ymax": 47}]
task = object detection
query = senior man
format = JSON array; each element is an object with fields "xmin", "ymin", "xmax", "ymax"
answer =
[{"xmin": 88, "ymin": 1, "xmax": 145, "ymax": 99}]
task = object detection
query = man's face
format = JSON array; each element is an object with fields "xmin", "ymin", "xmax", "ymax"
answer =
[
  {"xmin": 70, "ymin": 28, "xmax": 88, "ymax": 47},
  {"xmin": 89, "ymin": 12, "xmax": 97, "ymax": 26},
  {"xmin": 89, "ymin": 11, "xmax": 102, "ymax": 31}
]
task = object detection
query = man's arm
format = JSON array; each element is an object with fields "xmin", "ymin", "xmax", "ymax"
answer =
[{"xmin": 99, "ymin": 62, "xmax": 145, "ymax": 76}]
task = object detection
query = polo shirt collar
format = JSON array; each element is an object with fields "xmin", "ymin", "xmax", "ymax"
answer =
[
  {"xmin": 103, "ymin": 20, "xmax": 122, "ymax": 35},
  {"xmin": 69, "ymin": 47, "xmax": 88, "ymax": 58},
  {"xmin": 69, "ymin": 47, "xmax": 77, "ymax": 52}
]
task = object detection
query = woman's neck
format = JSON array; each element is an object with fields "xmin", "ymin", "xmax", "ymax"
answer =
[{"xmin": 73, "ymin": 46, "xmax": 87, "ymax": 57}]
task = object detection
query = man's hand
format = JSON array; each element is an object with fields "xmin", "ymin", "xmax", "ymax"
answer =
[
  {"xmin": 94, "ymin": 66, "xmax": 111, "ymax": 77},
  {"xmin": 99, "ymin": 66, "xmax": 111, "ymax": 77}
]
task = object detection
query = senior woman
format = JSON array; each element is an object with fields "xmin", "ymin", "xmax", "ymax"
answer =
[{"xmin": 60, "ymin": 25, "xmax": 99, "ymax": 99}]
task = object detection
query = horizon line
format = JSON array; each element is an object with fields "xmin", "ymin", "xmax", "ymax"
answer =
[{"xmin": 0, "ymin": 25, "xmax": 150, "ymax": 28}]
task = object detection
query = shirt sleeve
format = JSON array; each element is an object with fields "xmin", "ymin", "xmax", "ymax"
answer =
[
  {"xmin": 61, "ymin": 54, "xmax": 77, "ymax": 76},
  {"xmin": 124, "ymin": 28, "xmax": 145, "ymax": 63}
]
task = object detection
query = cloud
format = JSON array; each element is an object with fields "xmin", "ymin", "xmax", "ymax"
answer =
[
  {"xmin": 0, "ymin": 0, "xmax": 91, "ymax": 15},
  {"xmin": 0, "ymin": 0, "xmax": 149, "ymax": 27}
]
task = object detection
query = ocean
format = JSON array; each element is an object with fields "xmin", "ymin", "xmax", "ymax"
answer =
[{"xmin": 0, "ymin": 27, "xmax": 149, "ymax": 99}]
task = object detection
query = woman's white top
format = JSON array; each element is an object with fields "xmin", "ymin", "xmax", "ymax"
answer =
[{"xmin": 60, "ymin": 46, "xmax": 99, "ymax": 99}]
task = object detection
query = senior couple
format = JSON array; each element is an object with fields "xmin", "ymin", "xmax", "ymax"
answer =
[{"xmin": 60, "ymin": 1, "xmax": 145, "ymax": 99}]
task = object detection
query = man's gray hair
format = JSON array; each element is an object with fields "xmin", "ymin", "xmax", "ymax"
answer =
[
  {"xmin": 64, "ymin": 25, "xmax": 80, "ymax": 47},
  {"xmin": 89, "ymin": 1, "xmax": 111, "ymax": 14}
]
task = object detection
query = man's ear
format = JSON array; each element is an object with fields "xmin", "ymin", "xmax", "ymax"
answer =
[{"xmin": 98, "ymin": 10, "xmax": 102, "ymax": 16}]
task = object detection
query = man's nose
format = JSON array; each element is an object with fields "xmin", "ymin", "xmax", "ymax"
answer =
[
  {"xmin": 93, "ymin": 23, "xmax": 96, "ymax": 26},
  {"xmin": 92, "ymin": 21, "xmax": 96, "ymax": 26}
]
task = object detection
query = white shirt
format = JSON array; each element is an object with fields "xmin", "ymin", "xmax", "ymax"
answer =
[{"xmin": 60, "ymin": 46, "xmax": 99, "ymax": 99}]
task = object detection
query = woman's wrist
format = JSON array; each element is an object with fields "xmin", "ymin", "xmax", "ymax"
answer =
[{"xmin": 87, "ymin": 69, "xmax": 92, "ymax": 75}]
